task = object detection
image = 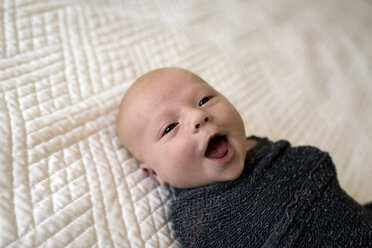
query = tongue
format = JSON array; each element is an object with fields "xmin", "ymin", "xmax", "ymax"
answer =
[{"xmin": 205, "ymin": 136, "xmax": 228, "ymax": 159}]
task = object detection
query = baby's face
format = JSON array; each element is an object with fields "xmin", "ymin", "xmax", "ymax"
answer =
[{"xmin": 118, "ymin": 68, "xmax": 248, "ymax": 188}]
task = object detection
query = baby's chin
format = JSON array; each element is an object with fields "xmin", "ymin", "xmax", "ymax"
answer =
[{"xmin": 224, "ymin": 160, "xmax": 245, "ymax": 182}]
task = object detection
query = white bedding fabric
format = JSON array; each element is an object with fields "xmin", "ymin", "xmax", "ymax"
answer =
[{"xmin": 1, "ymin": 0, "xmax": 371, "ymax": 247}]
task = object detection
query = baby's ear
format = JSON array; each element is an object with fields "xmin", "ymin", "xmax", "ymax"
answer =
[{"xmin": 139, "ymin": 163, "xmax": 168, "ymax": 186}]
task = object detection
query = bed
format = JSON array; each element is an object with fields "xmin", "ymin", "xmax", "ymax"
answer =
[{"xmin": 1, "ymin": 0, "xmax": 371, "ymax": 247}]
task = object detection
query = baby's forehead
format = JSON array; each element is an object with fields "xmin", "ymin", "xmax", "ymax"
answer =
[
  {"xmin": 138, "ymin": 74, "xmax": 205, "ymax": 97},
  {"xmin": 122, "ymin": 69, "xmax": 215, "ymax": 117}
]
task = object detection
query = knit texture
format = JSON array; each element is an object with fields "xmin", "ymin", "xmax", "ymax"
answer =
[{"xmin": 171, "ymin": 137, "xmax": 372, "ymax": 247}]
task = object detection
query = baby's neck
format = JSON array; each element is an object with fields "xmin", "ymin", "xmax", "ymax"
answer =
[{"xmin": 246, "ymin": 137, "xmax": 259, "ymax": 152}]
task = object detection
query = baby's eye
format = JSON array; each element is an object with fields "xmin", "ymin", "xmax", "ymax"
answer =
[
  {"xmin": 164, "ymin": 123, "xmax": 178, "ymax": 135},
  {"xmin": 199, "ymin": 97, "xmax": 210, "ymax": 106}
]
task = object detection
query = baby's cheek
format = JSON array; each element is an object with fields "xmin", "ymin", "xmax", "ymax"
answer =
[
  {"xmin": 219, "ymin": 105, "xmax": 240, "ymax": 125},
  {"xmin": 165, "ymin": 138, "xmax": 191, "ymax": 161}
]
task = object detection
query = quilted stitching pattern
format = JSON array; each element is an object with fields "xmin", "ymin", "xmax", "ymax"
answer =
[{"xmin": 1, "ymin": 0, "xmax": 371, "ymax": 247}]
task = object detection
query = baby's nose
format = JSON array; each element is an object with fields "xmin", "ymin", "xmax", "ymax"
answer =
[
  {"xmin": 192, "ymin": 113, "xmax": 211, "ymax": 134},
  {"xmin": 195, "ymin": 117, "xmax": 209, "ymax": 129}
]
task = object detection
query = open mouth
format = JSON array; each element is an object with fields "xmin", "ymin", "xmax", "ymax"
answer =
[{"xmin": 205, "ymin": 135, "xmax": 233, "ymax": 164}]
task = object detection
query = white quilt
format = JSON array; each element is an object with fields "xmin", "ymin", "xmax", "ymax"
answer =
[{"xmin": 1, "ymin": 0, "xmax": 371, "ymax": 247}]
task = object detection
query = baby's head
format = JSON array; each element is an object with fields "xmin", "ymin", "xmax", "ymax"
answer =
[{"xmin": 117, "ymin": 67, "xmax": 249, "ymax": 188}]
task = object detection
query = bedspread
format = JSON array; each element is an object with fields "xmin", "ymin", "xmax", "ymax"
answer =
[{"xmin": 1, "ymin": 0, "xmax": 371, "ymax": 247}]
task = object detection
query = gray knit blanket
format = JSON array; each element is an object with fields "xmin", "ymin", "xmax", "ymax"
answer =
[{"xmin": 171, "ymin": 137, "xmax": 372, "ymax": 247}]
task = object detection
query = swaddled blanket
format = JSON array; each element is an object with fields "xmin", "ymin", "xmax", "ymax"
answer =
[{"xmin": 171, "ymin": 137, "xmax": 372, "ymax": 247}]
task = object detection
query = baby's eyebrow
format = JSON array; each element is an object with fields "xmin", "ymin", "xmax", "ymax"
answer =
[{"xmin": 151, "ymin": 110, "xmax": 174, "ymax": 139}]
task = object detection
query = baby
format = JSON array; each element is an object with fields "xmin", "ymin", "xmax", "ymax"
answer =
[{"xmin": 117, "ymin": 67, "xmax": 372, "ymax": 247}]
